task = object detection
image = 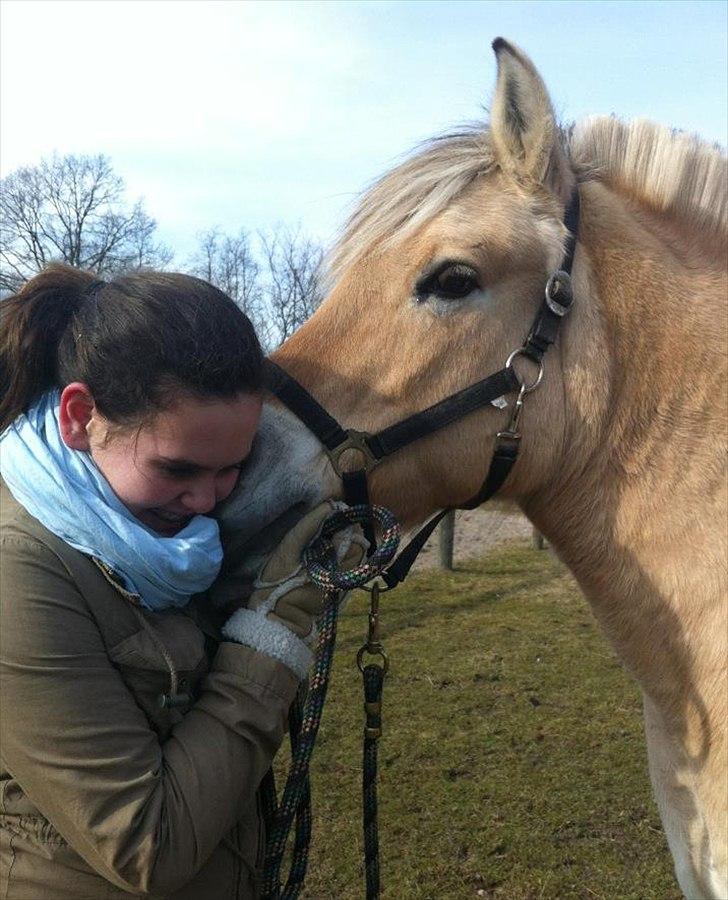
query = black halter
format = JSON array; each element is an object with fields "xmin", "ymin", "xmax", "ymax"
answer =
[{"xmin": 263, "ymin": 191, "xmax": 580, "ymax": 587}]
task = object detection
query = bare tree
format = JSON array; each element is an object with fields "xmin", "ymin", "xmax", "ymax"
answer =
[
  {"xmin": 188, "ymin": 227, "xmax": 271, "ymax": 346},
  {"xmin": 0, "ymin": 153, "xmax": 172, "ymax": 292},
  {"xmin": 125, "ymin": 204, "xmax": 174, "ymax": 271},
  {"xmin": 259, "ymin": 225, "xmax": 323, "ymax": 346},
  {"xmin": 191, "ymin": 228, "xmax": 220, "ymax": 284}
]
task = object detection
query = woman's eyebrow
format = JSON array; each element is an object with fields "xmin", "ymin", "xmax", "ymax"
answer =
[
  {"xmin": 154, "ymin": 456, "xmax": 249, "ymax": 470},
  {"xmin": 154, "ymin": 456, "xmax": 202, "ymax": 468}
]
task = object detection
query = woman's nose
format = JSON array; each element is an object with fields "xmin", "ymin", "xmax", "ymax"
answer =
[
  {"xmin": 181, "ymin": 471, "xmax": 240, "ymax": 513},
  {"xmin": 181, "ymin": 478, "xmax": 218, "ymax": 515}
]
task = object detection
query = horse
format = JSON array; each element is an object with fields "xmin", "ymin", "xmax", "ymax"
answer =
[{"xmin": 219, "ymin": 38, "xmax": 728, "ymax": 899}]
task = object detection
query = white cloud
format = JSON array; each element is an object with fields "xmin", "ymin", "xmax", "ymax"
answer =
[
  {"xmin": 1, "ymin": 1, "xmax": 384, "ymax": 254},
  {"xmin": 1, "ymin": 1, "xmax": 368, "ymax": 171}
]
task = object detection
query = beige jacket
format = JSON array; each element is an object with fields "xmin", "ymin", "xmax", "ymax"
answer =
[{"xmin": 0, "ymin": 480, "xmax": 298, "ymax": 899}]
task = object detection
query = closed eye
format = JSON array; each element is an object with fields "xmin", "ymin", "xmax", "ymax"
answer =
[
  {"xmin": 157, "ymin": 460, "xmax": 249, "ymax": 479},
  {"xmin": 415, "ymin": 261, "xmax": 481, "ymax": 302},
  {"xmin": 159, "ymin": 464, "xmax": 200, "ymax": 479}
]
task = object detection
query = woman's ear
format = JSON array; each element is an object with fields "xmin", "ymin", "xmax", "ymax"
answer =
[{"xmin": 59, "ymin": 383, "xmax": 96, "ymax": 450}]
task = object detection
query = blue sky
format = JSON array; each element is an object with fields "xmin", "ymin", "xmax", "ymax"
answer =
[{"xmin": 2, "ymin": 0, "xmax": 726, "ymax": 263}]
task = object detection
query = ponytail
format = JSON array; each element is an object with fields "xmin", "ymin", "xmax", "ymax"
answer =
[
  {"xmin": 1, "ymin": 263, "xmax": 262, "ymax": 434},
  {"xmin": 0, "ymin": 265, "xmax": 96, "ymax": 432}
]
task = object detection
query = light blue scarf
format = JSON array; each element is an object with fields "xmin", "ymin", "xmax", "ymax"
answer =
[{"xmin": 0, "ymin": 391, "xmax": 223, "ymax": 610}]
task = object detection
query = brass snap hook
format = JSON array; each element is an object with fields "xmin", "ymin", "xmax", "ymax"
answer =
[
  {"xmin": 357, "ymin": 583, "xmax": 389, "ymax": 675},
  {"xmin": 497, "ymin": 382, "xmax": 528, "ymax": 441}
]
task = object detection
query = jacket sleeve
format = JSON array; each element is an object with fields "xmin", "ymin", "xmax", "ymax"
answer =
[{"xmin": 0, "ymin": 534, "xmax": 298, "ymax": 895}]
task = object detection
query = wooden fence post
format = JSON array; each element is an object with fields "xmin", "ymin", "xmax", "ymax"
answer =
[{"xmin": 438, "ymin": 510, "xmax": 455, "ymax": 570}]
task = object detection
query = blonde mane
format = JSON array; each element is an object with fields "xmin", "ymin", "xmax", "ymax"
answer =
[
  {"xmin": 571, "ymin": 116, "xmax": 727, "ymax": 238},
  {"xmin": 327, "ymin": 117, "xmax": 727, "ymax": 287},
  {"xmin": 326, "ymin": 126, "xmax": 496, "ymax": 289}
]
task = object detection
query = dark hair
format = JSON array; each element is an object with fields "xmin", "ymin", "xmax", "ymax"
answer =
[{"xmin": 0, "ymin": 264, "xmax": 262, "ymax": 431}]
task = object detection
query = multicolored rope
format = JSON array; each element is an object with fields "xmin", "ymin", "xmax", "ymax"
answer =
[
  {"xmin": 261, "ymin": 504, "xmax": 400, "ymax": 900},
  {"xmin": 303, "ymin": 504, "xmax": 400, "ymax": 593}
]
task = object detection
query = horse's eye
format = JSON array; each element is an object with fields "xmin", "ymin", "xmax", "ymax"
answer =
[{"xmin": 416, "ymin": 263, "xmax": 480, "ymax": 301}]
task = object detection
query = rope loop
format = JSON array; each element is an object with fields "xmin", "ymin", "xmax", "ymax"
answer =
[{"xmin": 303, "ymin": 504, "xmax": 400, "ymax": 592}]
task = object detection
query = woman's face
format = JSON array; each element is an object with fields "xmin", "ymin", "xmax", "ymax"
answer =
[{"xmin": 63, "ymin": 388, "xmax": 262, "ymax": 535}]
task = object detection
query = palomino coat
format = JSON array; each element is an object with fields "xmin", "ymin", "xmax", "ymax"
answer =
[{"xmin": 0, "ymin": 480, "xmax": 298, "ymax": 899}]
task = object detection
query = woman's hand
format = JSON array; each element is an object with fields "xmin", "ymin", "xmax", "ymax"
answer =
[{"xmin": 221, "ymin": 502, "xmax": 367, "ymax": 676}]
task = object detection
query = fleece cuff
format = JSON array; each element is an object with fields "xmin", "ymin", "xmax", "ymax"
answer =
[{"xmin": 222, "ymin": 608, "xmax": 313, "ymax": 680}]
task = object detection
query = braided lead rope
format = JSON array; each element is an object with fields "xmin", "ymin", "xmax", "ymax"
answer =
[
  {"xmin": 261, "ymin": 505, "xmax": 400, "ymax": 900},
  {"xmin": 285, "ymin": 683, "xmax": 314, "ymax": 891},
  {"xmin": 304, "ymin": 505, "xmax": 401, "ymax": 593},
  {"xmin": 362, "ymin": 663, "xmax": 384, "ymax": 898}
]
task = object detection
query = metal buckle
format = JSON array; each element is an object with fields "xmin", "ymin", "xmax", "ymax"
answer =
[
  {"xmin": 324, "ymin": 429, "xmax": 380, "ymax": 478},
  {"xmin": 495, "ymin": 429, "xmax": 522, "ymax": 445},
  {"xmin": 545, "ymin": 270, "xmax": 573, "ymax": 317}
]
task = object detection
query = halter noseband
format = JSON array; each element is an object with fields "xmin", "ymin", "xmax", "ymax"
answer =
[{"xmin": 263, "ymin": 190, "xmax": 580, "ymax": 587}]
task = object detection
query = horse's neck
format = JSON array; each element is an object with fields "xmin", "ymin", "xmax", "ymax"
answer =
[
  {"xmin": 523, "ymin": 179, "xmax": 727, "ymax": 700},
  {"xmin": 524, "ymin": 462, "xmax": 726, "ymax": 721},
  {"xmin": 558, "ymin": 179, "xmax": 725, "ymax": 510}
]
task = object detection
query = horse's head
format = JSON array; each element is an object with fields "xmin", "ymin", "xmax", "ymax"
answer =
[{"xmin": 220, "ymin": 39, "xmax": 581, "ymax": 564}]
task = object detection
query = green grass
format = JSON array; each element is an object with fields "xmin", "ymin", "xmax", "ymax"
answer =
[{"xmin": 276, "ymin": 541, "xmax": 680, "ymax": 900}]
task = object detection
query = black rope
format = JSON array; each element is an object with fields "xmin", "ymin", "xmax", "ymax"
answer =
[{"xmin": 362, "ymin": 664, "xmax": 385, "ymax": 899}]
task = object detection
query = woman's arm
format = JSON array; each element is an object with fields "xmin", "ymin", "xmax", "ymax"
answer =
[{"xmin": 0, "ymin": 534, "xmax": 298, "ymax": 895}]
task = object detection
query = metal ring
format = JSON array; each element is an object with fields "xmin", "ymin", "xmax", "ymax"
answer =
[
  {"xmin": 325, "ymin": 429, "xmax": 380, "ymax": 478},
  {"xmin": 505, "ymin": 348, "xmax": 544, "ymax": 393},
  {"xmin": 356, "ymin": 646, "xmax": 389, "ymax": 675},
  {"xmin": 358, "ymin": 576, "xmax": 394, "ymax": 594}
]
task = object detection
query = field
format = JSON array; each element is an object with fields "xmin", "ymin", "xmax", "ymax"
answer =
[{"xmin": 275, "ymin": 540, "xmax": 681, "ymax": 900}]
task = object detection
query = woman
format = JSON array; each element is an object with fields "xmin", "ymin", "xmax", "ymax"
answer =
[{"xmin": 0, "ymin": 265, "xmax": 361, "ymax": 898}]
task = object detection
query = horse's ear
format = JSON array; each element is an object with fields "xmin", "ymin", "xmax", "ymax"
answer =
[{"xmin": 490, "ymin": 38, "xmax": 561, "ymax": 188}]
